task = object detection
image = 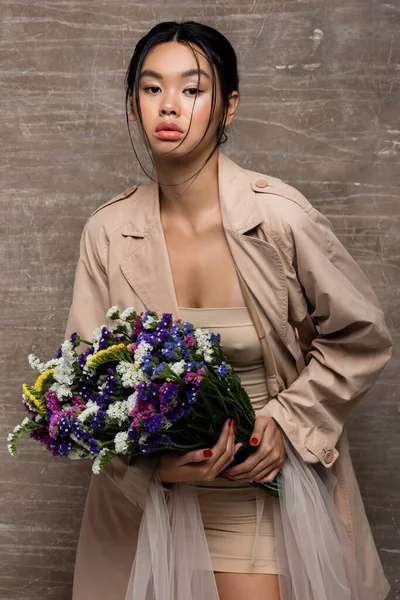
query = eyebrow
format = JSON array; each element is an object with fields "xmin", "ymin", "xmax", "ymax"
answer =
[{"xmin": 139, "ymin": 68, "xmax": 210, "ymax": 80}]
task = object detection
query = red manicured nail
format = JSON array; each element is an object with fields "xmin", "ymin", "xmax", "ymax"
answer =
[
  {"xmin": 250, "ymin": 436, "xmax": 259, "ymax": 445},
  {"xmin": 203, "ymin": 449, "xmax": 213, "ymax": 458}
]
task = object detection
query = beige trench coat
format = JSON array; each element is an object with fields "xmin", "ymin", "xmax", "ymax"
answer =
[{"xmin": 65, "ymin": 151, "xmax": 393, "ymax": 599}]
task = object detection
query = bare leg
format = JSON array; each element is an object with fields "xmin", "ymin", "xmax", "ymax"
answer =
[{"xmin": 214, "ymin": 572, "xmax": 280, "ymax": 600}]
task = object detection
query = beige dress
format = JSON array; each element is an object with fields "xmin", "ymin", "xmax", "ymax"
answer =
[
  {"xmin": 179, "ymin": 305, "xmax": 280, "ymax": 574},
  {"xmin": 72, "ymin": 306, "xmax": 280, "ymax": 599}
]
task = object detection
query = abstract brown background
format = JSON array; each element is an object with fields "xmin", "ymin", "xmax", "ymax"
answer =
[{"xmin": 1, "ymin": 1, "xmax": 399, "ymax": 598}]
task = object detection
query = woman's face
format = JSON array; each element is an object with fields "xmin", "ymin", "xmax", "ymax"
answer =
[{"xmin": 129, "ymin": 41, "xmax": 238, "ymax": 159}]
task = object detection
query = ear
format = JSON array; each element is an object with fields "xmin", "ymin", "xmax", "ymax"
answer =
[
  {"xmin": 225, "ymin": 91, "xmax": 240, "ymax": 127},
  {"xmin": 128, "ymin": 93, "xmax": 137, "ymax": 123}
]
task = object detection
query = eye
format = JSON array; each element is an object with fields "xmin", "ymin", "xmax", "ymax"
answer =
[
  {"xmin": 185, "ymin": 88, "xmax": 203, "ymax": 96},
  {"xmin": 143, "ymin": 86, "xmax": 161, "ymax": 94}
]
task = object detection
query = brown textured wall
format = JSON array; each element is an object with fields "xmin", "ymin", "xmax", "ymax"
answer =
[{"xmin": 1, "ymin": 1, "xmax": 399, "ymax": 598}]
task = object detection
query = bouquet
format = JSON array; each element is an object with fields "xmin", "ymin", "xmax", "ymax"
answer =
[{"xmin": 7, "ymin": 307, "xmax": 281, "ymax": 496}]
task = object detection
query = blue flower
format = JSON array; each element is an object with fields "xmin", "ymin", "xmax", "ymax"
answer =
[
  {"xmin": 128, "ymin": 428, "xmax": 137, "ymax": 441},
  {"xmin": 210, "ymin": 332, "xmax": 221, "ymax": 346},
  {"xmin": 185, "ymin": 386, "xmax": 199, "ymax": 405},
  {"xmin": 215, "ymin": 362, "xmax": 229, "ymax": 377},
  {"xmin": 89, "ymin": 438, "xmax": 101, "ymax": 454},
  {"xmin": 58, "ymin": 440, "xmax": 73, "ymax": 457},
  {"xmin": 143, "ymin": 413, "xmax": 164, "ymax": 434}
]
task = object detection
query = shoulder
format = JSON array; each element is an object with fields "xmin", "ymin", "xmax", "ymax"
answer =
[
  {"xmin": 244, "ymin": 166, "xmax": 314, "ymax": 217},
  {"xmin": 89, "ymin": 184, "xmax": 138, "ymax": 220},
  {"xmin": 241, "ymin": 164, "xmax": 334, "ymax": 253},
  {"xmin": 82, "ymin": 184, "xmax": 139, "ymax": 238}
]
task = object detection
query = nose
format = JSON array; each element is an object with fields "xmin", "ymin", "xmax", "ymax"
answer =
[
  {"xmin": 160, "ymin": 105, "xmax": 178, "ymax": 116},
  {"xmin": 160, "ymin": 91, "xmax": 180, "ymax": 117}
]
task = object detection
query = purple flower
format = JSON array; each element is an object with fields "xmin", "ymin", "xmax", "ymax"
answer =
[
  {"xmin": 89, "ymin": 438, "xmax": 101, "ymax": 454},
  {"xmin": 89, "ymin": 410, "xmax": 106, "ymax": 431},
  {"xmin": 209, "ymin": 332, "xmax": 221, "ymax": 346},
  {"xmin": 49, "ymin": 411, "xmax": 62, "ymax": 439},
  {"xmin": 30, "ymin": 428, "xmax": 50, "ymax": 446},
  {"xmin": 45, "ymin": 390, "xmax": 60, "ymax": 412},
  {"xmin": 143, "ymin": 413, "xmax": 164, "ymax": 434},
  {"xmin": 147, "ymin": 433, "xmax": 171, "ymax": 449},
  {"xmin": 69, "ymin": 332, "xmax": 79, "ymax": 347},
  {"xmin": 70, "ymin": 418, "xmax": 91, "ymax": 440},
  {"xmin": 159, "ymin": 313, "xmax": 173, "ymax": 328},
  {"xmin": 185, "ymin": 386, "xmax": 199, "ymax": 405},
  {"xmin": 57, "ymin": 415, "xmax": 72, "ymax": 438},
  {"xmin": 128, "ymin": 428, "xmax": 138, "ymax": 441},
  {"xmin": 159, "ymin": 382, "xmax": 180, "ymax": 411},
  {"xmin": 58, "ymin": 441, "xmax": 73, "ymax": 457},
  {"xmin": 168, "ymin": 405, "xmax": 191, "ymax": 423},
  {"xmin": 97, "ymin": 326, "xmax": 111, "ymax": 351},
  {"xmin": 154, "ymin": 328, "xmax": 170, "ymax": 345}
]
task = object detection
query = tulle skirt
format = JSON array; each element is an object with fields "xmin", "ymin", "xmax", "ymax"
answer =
[{"xmin": 124, "ymin": 436, "xmax": 365, "ymax": 600}]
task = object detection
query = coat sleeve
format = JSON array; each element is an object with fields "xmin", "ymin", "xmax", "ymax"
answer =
[
  {"xmin": 64, "ymin": 217, "xmax": 157, "ymax": 510},
  {"xmin": 256, "ymin": 205, "xmax": 393, "ymax": 468}
]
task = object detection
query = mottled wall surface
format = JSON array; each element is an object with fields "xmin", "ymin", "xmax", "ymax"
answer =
[{"xmin": 1, "ymin": 1, "xmax": 399, "ymax": 598}]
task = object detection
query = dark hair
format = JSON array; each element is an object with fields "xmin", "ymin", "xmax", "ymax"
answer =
[{"xmin": 124, "ymin": 21, "xmax": 239, "ymax": 181}]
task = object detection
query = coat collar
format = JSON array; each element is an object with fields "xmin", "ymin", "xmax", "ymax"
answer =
[{"xmin": 119, "ymin": 151, "xmax": 264, "ymax": 238}]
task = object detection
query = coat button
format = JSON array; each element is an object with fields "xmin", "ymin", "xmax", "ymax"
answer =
[
  {"xmin": 255, "ymin": 179, "xmax": 269, "ymax": 188},
  {"xmin": 122, "ymin": 185, "xmax": 136, "ymax": 196},
  {"xmin": 324, "ymin": 450, "xmax": 334, "ymax": 464}
]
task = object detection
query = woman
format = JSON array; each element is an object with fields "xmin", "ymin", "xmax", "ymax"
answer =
[{"xmin": 65, "ymin": 21, "xmax": 393, "ymax": 600}]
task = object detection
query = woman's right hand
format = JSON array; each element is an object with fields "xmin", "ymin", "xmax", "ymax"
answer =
[{"xmin": 156, "ymin": 418, "xmax": 242, "ymax": 483}]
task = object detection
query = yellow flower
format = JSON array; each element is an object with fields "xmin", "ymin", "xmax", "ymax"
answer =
[
  {"xmin": 85, "ymin": 343, "xmax": 126, "ymax": 369},
  {"xmin": 22, "ymin": 384, "xmax": 46, "ymax": 414},
  {"xmin": 34, "ymin": 368, "xmax": 55, "ymax": 393}
]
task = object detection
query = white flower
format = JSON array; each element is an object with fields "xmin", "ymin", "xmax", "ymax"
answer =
[
  {"xmin": 77, "ymin": 400, "xmax": 99, "ymax": 423},
  {"xmin": 91, "ymin": 325, "xmax": 112, "ymax": 353},
  {"xmin": 50, "ymin": 340, "xmax": 76, "ymax": 399},
  {"xmin": 28, "ymin": 354, "xmax": 45, "ymax": 372},
  {"xmin": 106, "ymin": 306, "xmax": 120, "ymax": 319},
  {"xmin": 50, "ymin": 382, "xmax": 73, "ymax": 399},
  {"xmin": 193, "ymin": 328, "xmax": 214, "ymax": 363},
  {"xmin": 28, "ymin": 353, "xmax": 61, "ymax": 374},
  {"xmin": 134, "ymin": 341, "xmax": 152, "ymax": 369},
  {"xmin": 114, "ymin": 431, "xmax": 129, "ymax": 454},
  {"xmin": 170, "ymin": 360, "xmax": 186, "ymax": 377},
  {"xmin": 139, "ymin": 433, "xmax": 149, "ymax": 445},
  {"xmin": 127, "ymin": 392, "xmax": 138, "ymax": 413},
  {"xmin": 164, "ymin": 420, "xmax": 172, "ymax": 430},
  {"xmin": 7, "ymin": 433, "xmax": 13, "ymax": 442},
  {"xmin": 120, "ymin": 307, "xmax": 135, "ymax": 321},
  {"xmin": 35, "ymin": 413, "xmax": 43, "ymax": 423},
  {"xmin": 106, "ymin": 400, "xmax": 130, "ymax": 426},
  {"xmin": 7, "ymin": 443, "xmax": 14, "ymax": 456},
  {"xmin": 92, "ymin": 448, "xmax": 109, "ymax": 474},
  {"xmin": 21, "ymin": 417, "xmax": 30, "ymax": 426},
  {"xmin": 143, "ymin": 314, "xmax": 157, "ymax": 329},
  {"xmin": 70, "ymin": 433, "xmax": 91, "ymax": 452},
  {"xmin": 116, "ymin": 361, "xmax": 151, "ymax": 387},
  {"xmin": 68, "ymin": 447, "xmax": 87, "ymax": 460}
]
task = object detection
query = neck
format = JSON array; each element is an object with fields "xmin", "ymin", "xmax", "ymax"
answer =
[{"xmin": 153, "ymin": 148, "xmax": 221, "ymax": 222}]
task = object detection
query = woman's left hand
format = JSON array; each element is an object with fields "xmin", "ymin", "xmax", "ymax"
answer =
[{"xmin": 222, "ymin": 415, "xmax": 285, "ymax": 483}]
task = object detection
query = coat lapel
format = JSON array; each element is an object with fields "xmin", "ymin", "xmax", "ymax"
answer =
[{"xmin": 119, "ymin": 152, "xmax": 288, "ymax": 346}]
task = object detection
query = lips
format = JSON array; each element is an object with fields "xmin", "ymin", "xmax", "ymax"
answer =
[{"xmin": 155, "ymin": 121, "xmax": 184, "ymax": 133}]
